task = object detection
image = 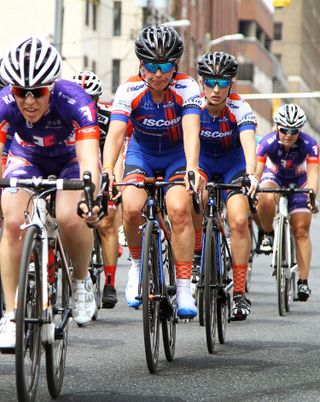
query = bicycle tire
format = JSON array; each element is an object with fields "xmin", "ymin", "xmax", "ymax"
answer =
[
  {"xmin": 161, "ymin": 239, "xmax": 176, "ymax": 362},
  {"xmin": 285, "ymin": 230, "xmax": 296, "ymax": 312},
  {"xmin": 217, "ymin": 235, "xmax": 228, "ymax": 344},
  {"xmin": 16, "ymin": 225, "xmax": 43, "ymax": 402},
  {"xmin": 0, "ymin": 277, "xmax": 3, "ymax": 319},
  {"xmin": 90, "ymin": 230, "xmax": 103, "ymax": 319},
  {"xmin": 142, "ymin": 221, "xmax": 161, "ymax": 373},
  {"xmin": 45, "ymin": 241, "xmax": 71, "ymax": 398},
  {"xmin": 276, "ymin": 216, "xmax": 286, "ymax": 316},
  {"xmin": 198, "ymin": 286, "xmax": 204, "ymax": 327},
  {"xmin": 204, "ymin": 219, "xmax": 217, "ymax": 354}
]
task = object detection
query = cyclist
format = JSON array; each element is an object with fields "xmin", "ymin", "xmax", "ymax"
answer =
[
  {"xmin": 102, "ymin": 24, "xmax": 203, "ymax": 319},
  {"xmin": 0, "ymin": 37, "xmax": 100, "ymax": 348},
  {"xmin": 255, "ymin": 103, "xmax": 319, "ymax": 301},
  {"xmin": 72, "ymin": 70, "xmax": 123, "ymax": 309},
  {"xmin": 196, "ymin": 51, "xmax": 258, "ymax": 320}
]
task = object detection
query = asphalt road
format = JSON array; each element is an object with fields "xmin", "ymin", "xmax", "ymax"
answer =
[{"xmin": 1, "ymin": 218, "xmax": 320, "ymax": 402}]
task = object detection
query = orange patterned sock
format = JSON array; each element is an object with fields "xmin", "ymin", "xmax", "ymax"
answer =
[
  {"xmin": 232, "ymin": 264, "xmax": 248, "ymax": 294},
  {"xmin": 176, "ymin": 261, "xmax": 192, "ymax": 279},
  {"xmin": 104, "ymin": 265, "xmax": 116, "ymax": 287},
  {"xmin": 128, "ymin": 246, "xmax": 141, "ymax": 260}
]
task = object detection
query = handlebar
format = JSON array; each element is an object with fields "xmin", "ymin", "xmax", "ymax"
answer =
[{"xmin": 188, "ymin": 171, "xmax": 201, "ymax": 215}]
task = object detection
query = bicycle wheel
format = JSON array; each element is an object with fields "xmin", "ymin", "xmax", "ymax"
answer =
[
  {"xmin": 285, "ymin": 231, "xmax": 296, "ymax": 312},
  {"xmin": 45, "ymin": 241, "xmax": 71, "ymax": 398},
  {"xmin": 276, "ymin": 216, "xmax": 286, "ymax": 316},
  {"xmin": 203, "ymin": 219, "xmax": 217, "ymax": 354},
  {"xmin": 198, "ymin": 284, "xmax": 205, "ymax": 327},
  {"xmin": 142, "ymin": 221, "xmax": 161, "ymax": 373},
  {"xmin": 217, "ymin": 236, "xmax": 228, "ymax": 344},
  {"xmin": 0, "ymin": 276, "xmax": 4, "ymax": 319},
  {"xmin": 161, "ymin": 239, "xmax": 176, "ymax": 362},
  {"xmin": 16, "ymin": 226, "xmax": 43, "ymax": 402},
  {"xmin": 89, "ymin": 230, "xmax": 103, "ymax": 319}
]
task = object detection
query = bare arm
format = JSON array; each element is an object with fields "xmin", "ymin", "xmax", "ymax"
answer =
[
  {"xmin": 239, "ymin": 129, "xmax": 257, "ymax": 175},
  {"xmin": 255, "ymin": 160, "xmax": 266, "ymax": 182},
  {"xmin": 75, "ymin": 138, "xmax": 100, "ymax": 195},
  {"xmin": 102, "ymin": 120, "xmax": 127, "ymax": 171},
  {"xmin": 306, "ymin": 162, "xmax": 319, "ymax": 195}
]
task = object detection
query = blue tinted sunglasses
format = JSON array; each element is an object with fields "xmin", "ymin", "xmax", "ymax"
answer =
[
  {"xmin": 203, "ymin": 78, "xmax": 231, "ymax": 88},
  {"xmin": 143, "ymin": 62, "xmax": 175, "ymax": 73},
  {"xmin": 278, "ymin": 127, "xmax": 301, "ymax": 136}
]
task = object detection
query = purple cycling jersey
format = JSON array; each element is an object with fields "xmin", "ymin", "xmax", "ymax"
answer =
[
  {"xmin": 257, "ymin": 130, "xmax": 319, "ymax": 180},
  {"xmin": 0, "ymin": 79, "xmax": 99, "ymax": 158}
]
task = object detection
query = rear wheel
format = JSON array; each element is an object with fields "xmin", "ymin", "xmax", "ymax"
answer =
[
  {"xmin": 16, "ymin": 226, "xmax": 43, "ymax": 402},
  {"xmin": 142, "ymin": 221, "xmax": 160, "ymax": 373},
  {"xmin": 161, "ymin": 238, "xmax": 176, "ymax": 362},
  {"xmin": 89, "ymin": 230, "xmax": 103, "ymax": 320},
  {"xmin": 203, "ymin": 219, "xmax": 217, "ymax": 354},
  {"xmin": 45, "ymin": 240, "xmax": 71, "ymax": 398}
]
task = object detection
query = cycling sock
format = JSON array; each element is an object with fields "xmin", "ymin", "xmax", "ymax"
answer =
[
  {"xmin": 104, "ymin": 265, "xmax": 116, "ymax": 287},
  {"xmin": 176, "ymin": 261, "xmax": 192, "ymax": 279},
  {"xmin": 232, "ymin": 263, "xmax": 248, "ymax": 293},
  {"xmin": 194, "ymin": 228, "xmax": 202, "ymax": 254},
  {"xmin": 128, "ymin": 245, "xmax": 141, "ymax": 260},
  {"xmin": 298, "ymin": 279, "xmax": 308, "ymax": 285}
]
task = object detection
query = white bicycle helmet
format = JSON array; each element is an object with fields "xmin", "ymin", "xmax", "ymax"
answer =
[
  {"xmin": 1, "ymin": 37, "xmax": 62, "ymax": 87},
  {"xmin": 274, "ymin": 103, "xmax": 307, "ymax": 129},
  {"xmin": 72, "ymin": 71, "xmax": 103, "ymax": 97}
]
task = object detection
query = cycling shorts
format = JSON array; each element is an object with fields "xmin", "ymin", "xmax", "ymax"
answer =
[
  {"xmin": 260, "ymin": 172, "xmax": 309, "ymax": 214},
  {"xmin": 199, "ymin": 151, "xmax": 246, "ymax": 202}
]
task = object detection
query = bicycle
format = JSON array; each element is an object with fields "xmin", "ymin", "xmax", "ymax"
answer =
[
  {"xmin": 257, "ymin": 185, "xmax": 316, "ymax": 316},
  {"xmin": 198, "ymin": 177, "xmax": 254, "ymax": 353},
  {"xmin": 114, "ymin": 175, "xmax": 180, "ymax": 373},
  {"xmin": 0, "ymin": 172, "xmax": 96, "ymax": 401}
]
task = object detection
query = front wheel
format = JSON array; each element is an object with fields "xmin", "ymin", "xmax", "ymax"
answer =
[
  {"xmin": 15, "ymin": 226, "xmax": 43, "ymax": 402},
  {"xmin": 45, "ymin": 239, "xmax": 71, "ymax": 398},
  {"xmin": 142, "ymin": 222, "xmax": 161, "ymax": 373},
  {"xmin": 203, "ymin": 219, "xmax": 217, "ymax": 354},
  {"xmin": 217, "ymin": 237, "xmax": 228, "ymax": 344},
  {"xmin": 276, "ymin": 216, "xmax": 286, "ymax": 316},
  {"xmin": 161, "ymin": 238, "xmax": 176, "ymax": 362}
]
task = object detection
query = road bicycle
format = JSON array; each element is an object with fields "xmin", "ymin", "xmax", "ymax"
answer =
[
  {"xmin": 257, "ymin": 185, "xmax": 316, "ymax": 316},
  {"xmin": 0, "ymin": 172, "xmax": 96, "ymax": 401},
  {"xmin": 115, "ymin": 175, "xmax": 180, "ymax": 373},
  {"xmin": 198, "ymin": 177, "xmax": 255, "ymax": 353}
]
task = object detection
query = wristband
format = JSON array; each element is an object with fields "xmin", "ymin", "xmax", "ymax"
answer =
[{"xmin": 102, "ymin": 164, "xmax": 113, "ymax": 173}]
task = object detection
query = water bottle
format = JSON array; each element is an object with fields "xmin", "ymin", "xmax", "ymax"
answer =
[
  {"xmin": 160, "ymin": 229, "xmax": 169, "ymax": 270},
  {"xmin": 279, "ymin": 196, "xmax": 288, "ymax": 216}
]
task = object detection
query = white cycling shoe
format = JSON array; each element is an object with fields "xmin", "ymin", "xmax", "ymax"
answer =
[
  {"xmin": 125, "ymin": 263, "xmax": 141, "ymax": 308},
  {"xmin": 72, "ymin": 276, "xmax": 96, "ymax": 326},
  {"xmin": 177, "ymin": 279, "xmax": 198, "ymax": 319}
]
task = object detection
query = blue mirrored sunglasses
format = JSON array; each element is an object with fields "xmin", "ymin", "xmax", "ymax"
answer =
[
  {"xmin": 143, "ymin": 62, "xmax": 175, "ymax": 73},
  {"xmin": 203, "ymin": 78, "xmax": 231, "ymax": 88},
  {"xmin": 278, "ymin": 127, "xmax": 300, "ymax": 136}
]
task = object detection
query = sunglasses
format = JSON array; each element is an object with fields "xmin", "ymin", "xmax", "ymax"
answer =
[
  {"xmin": 278, "ymin": 127, "xmax": 300, "ymax": 136},
  {"xmin": 12, "ymin": 85, "xmax": 53, "ymax": 99},
  {"xmin": 203, "ymin": 78, "xmax": 231, "ymax": 88},
  {"xmin": 143, "ymin": 62, "xmax": 175, "ymax": 73}
]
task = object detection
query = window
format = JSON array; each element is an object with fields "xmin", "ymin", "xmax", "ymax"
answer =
[
  {"xmin": 112, "ymin": 59, "xmax": 121, "ymax": 93},
  {"xmin": 84, "ymin": 55, "xmax": 89, "ymax": 68},
  {"xmin": 113, "ymin": 1, "xmax": 122, "ymax": 36},
  {"xmin": 238, "ymin": 63, "xmax": 254, "ymax": 81},
  {"xmin": 274, "ymin": 22, "xmax": 283, "ymax": 40},
  {"xmin": 85, "ymin": 0, "xmax": 89, "ymax": 26},
  {"xmin": 93, "ymin": 2, "xmax": 97, "ymax": 31},
  {"xmin": 92, "ymin": 60, "xmax": 96, "ymax": 73}
]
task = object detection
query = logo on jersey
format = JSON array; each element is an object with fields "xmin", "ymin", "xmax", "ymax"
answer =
[
  {"xmin": 142, "ymin": 116, "xmax": 182, "ymax": 127},
  {"xmin": 2, "ymin": 93, "xmax": 15, "ymax": 105},
  {"xmin": 128, "ymin": 83, "xmax": 144, "ymax": 92},
  {"xmin": 200, "ymin": 129, "xmax": 232, "ymax": 139}
]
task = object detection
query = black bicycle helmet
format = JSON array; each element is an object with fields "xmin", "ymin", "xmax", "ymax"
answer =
[
  {"xmin": 135, "ymin": 24, "xmax": 184, "ymax": 62},
  {"xmin": 197, "ymin": 51, "xmax": 238, "ymax": 79}
]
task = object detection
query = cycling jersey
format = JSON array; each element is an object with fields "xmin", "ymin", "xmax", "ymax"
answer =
[
  {"xmin": 97, "ymin": 102, "xmax": 111, "ymax": 151},
  {"xmin": 0, "ymin": 79, "xmax": 99, "ymax": 179},
  {"xmin": 257, "ymin": 130, "xmax": 319, "ymax": 180},
  {"xmin": 111, "ymin": 73, "xmax": 202, "ymax": 155},
  {"xmin": 199, "ymin": 93, "xmax": 256, "ymax": 158}
]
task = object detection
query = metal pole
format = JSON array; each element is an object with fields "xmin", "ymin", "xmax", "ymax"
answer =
[{"xmin": 54, "ymin": 0, "xmax": 63, "ymax": 54}]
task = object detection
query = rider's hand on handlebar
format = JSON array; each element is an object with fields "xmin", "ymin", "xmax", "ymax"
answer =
[
  {"xmin": 307, "ymin": 194, "xmax": 319, "ymax": 213},
  {"xmin": 102, "ymin": 165, "xmax": 115, "ymax": 194},
  {"xmin": 77, "ymin": 200, "xmax": 105, "ymax": 227},
  {"xmin": 243, "ymin": 173, "xmax": 258, "ymax": 198},
  {"xmin": 185, "ymin": 168, "xmax": 204, "ymax": 193}
]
